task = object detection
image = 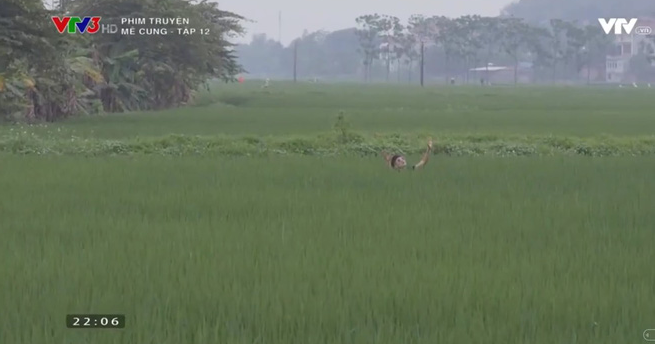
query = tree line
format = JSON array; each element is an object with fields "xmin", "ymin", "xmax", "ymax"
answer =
[
  {"xmin": 0, "ymin": 0, "xmax": 245, "ymax": 122},
  {"xmin": 237, "ymin": 14, "xmax": 655, "ymax": 84},
  {"xmin": 354, "ymin": 14, "xmax": 614, "ymax": 84}
]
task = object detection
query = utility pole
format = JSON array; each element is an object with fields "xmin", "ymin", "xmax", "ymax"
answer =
[
  {"xmin": 293, "ymin": 40, "xmax": 298, "ymax": 82},
  {"xmin": 420, "ymin": 41, "xmax": 425, "ymax": 87}
]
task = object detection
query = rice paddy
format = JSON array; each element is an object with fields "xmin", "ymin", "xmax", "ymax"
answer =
[{"xmin": 1, "ymin": 83, "xmax": 654, "ymax": 343}]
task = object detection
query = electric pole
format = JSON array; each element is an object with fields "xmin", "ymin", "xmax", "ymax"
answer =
[
  {"xmin": 420, "ymin": 41, "xmax": 424, "ymax": 87},
  {"xmin": 293, "ymin": 40, "xmax": 298, "ymax": 82}
]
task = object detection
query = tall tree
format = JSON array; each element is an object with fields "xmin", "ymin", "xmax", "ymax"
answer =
[
  {"xmin": 322, "ymin": 28, "xmax": 361, "ymax": 77},
  {"xmin": 377, "ymin": 15, "xmax": 403, "ymax": 81},
  {"xmin": 1, "ymin": 0, "xmax": 85, "ymax": 121},
  {"xmin": 478, "ymin": 17, "xmax": 502, "ymax": 81},
  {"xmin": 355, "ymin": 14, "xmax": 382, "ymax": 82},
  {"xmin": 407, "ymin": 15, "xmax": 436, "ymax": 85},
  {"xmin": 455, "ymin": 15, "xmax": 484, "ymax": 82},
  {"xmin": 500, "ymin": 17, "xmax": 530, "ymax": 84},
  {"xmin": 400, "ymin": 21, "xmax": 418, "ymax": 82},
  {"xmin": 525, "ymin": 26, "xmax": 554, "ymax": 82},
  {"xmin": 392, "ymin": 26, "xmax": 407, "ymax": 82},
  {"xmin": 581, "ymin": 25, "xmax": 612, "ymax": 83},
  {"xmin": 431, "ymin": 16, "xmax": 455, "ymax": 82},
  {"xmin": 548, "ymin": 19, "xmax": 569, "ymax": 81},
  {"xmin": 236, "ymin": 34, "xmax": 285, "ymax": 77},
  {"xmin": 562, "ymin": 21, "xmax": 587, "ymax": 81},
  {"xmin": 72, "ymin": 0, "xmax": 245, "ymax": 111},
  {"xmin": 294, "ymin": 30, "xmax": 331, "ymax": 78}
]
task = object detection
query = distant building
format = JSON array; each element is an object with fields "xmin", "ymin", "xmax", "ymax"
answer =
[
  {"xmin": 605, "ymin": 17, "xmax": 655, "ymax": 83},
  {"xmin": 468, "ymin": 63, "xmax": 533, "ymax": 84}
]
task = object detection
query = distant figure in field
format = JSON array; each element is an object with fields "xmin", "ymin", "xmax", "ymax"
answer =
[
  {"xmin": 381, "ymin": 139, "xmax": 433, "ymax": 171},
  {"xmin": 261, "ymin": 78, "xmax": 270, "ymax": 89}
]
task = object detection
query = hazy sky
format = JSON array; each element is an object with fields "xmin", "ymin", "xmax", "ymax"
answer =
[{"xmin": 217, "ymin": 0, "xmax": 514, "ymax": 46}]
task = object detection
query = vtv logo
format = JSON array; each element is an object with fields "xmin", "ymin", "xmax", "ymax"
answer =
[{"xmin": 598, "ymin": 18, "xmax": 643, "ymax": 35}]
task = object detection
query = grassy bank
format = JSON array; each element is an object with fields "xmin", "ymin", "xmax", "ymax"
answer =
[{"xmin": 2, "ymin": 128, "xmax": 655, "ymax": 157}]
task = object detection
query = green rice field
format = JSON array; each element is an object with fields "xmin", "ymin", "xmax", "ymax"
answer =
[{"xmin": 1, "ymin": 83, "xmax": 654, "ymax": 343}]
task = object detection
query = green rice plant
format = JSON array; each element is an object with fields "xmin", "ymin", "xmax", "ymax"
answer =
[
  {"xmin": 1, "ymin": 155, "xmax": 654, "ymax": 344},
  {"xmin": 1, "ymin": 83, "xmax": 654, "ymax": 343},
  {"xmin": 3, "ymin": 84, "xmax": 655, "ymax": 139}
]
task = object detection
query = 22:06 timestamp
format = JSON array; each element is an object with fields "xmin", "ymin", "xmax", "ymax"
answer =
[{"xmin": 66, "ymin": 314, "xmax": 125, "ymax": 329}]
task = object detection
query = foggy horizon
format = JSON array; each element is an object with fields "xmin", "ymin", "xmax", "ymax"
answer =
[{"xmin": 217, "ymin": 0, "xmax": 513, "ymax": 45}]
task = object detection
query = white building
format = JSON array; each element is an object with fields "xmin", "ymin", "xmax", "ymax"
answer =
[
  {"xmin": 468, "ymin": 63, "xmax": 533, "ymax": 84},
  {"xmin": 605, "ymin": 17, "xmax": 655, "ymax": 82}
]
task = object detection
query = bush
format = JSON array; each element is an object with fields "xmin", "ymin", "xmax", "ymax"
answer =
[{"xmin": 1, "ymin": 125, "xmax": 655, "ymax": 157}]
